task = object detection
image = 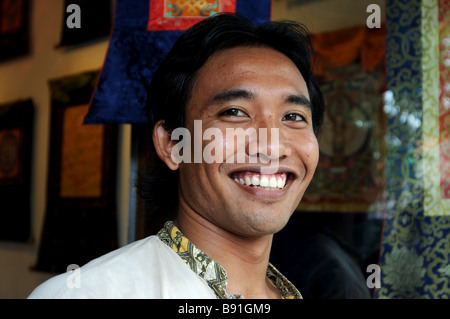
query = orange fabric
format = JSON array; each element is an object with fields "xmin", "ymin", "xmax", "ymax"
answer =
[{"xmin": 311, "ymin": 25, "xmax": 386, "ymax": 75}]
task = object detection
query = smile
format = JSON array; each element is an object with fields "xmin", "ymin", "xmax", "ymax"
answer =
[{"xmin": 230, "ymin": 171, "xmax": 289, "ymax": 190}]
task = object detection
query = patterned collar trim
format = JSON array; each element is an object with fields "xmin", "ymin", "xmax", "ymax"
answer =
[{"xmin": 157, "ymin": 220, "xmax": 302, "ymax": 299}]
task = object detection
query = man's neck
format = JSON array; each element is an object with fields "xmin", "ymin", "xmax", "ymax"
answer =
[{"xmin": 174, "ymin": 210, "xmax": 281, "ymax": 299}]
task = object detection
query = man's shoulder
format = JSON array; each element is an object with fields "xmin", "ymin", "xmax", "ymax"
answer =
[
  {"xmin": 27, "ymin": 236, "xmax": 215, "ymax": 299},
  {"xmin": 27, "ymin": 236, "xmax": 161, "ymax": 298}
]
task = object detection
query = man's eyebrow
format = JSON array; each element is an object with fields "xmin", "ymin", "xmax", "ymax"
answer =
[
  {"xmin": 284, "ymin": 94, "xmax": 312, "ymax": 109},
  {"xmin": 211, "ymin": 88, "xmax": 254, "ymax": 104},
  {"xmin": 209, "ymin": 89, "xmax": 312, "ymax": 109}
]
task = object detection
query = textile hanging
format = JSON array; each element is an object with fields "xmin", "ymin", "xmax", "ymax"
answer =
[
  {"xmin": 33, "ymin": 71, "xmax": 118, "ymax": 273},
  {"xmin": 439, "ymin": 0, "xmax": 450, "ymax": 199},
  {"xmin": 83, "ymin": 0, "xmax": 272, "ymax": 124},
  {"xmin": 297, "ymin": 62, "xmax": 387, "ymax": 214},
  {"xmin": 310, "ymin": 25, "xmax": 386, "ymax": 75},
  {"xmin": 377, "ymin": 0, "xmax": 450, "ymax": 298}
]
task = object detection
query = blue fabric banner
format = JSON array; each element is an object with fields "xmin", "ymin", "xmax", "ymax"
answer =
[{"xmin": 84, "ymin": 0, "xmax": 272, "ymax": 124}]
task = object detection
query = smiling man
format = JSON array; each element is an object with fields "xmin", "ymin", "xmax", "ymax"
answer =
[{"xmin": 28, "ymin": 13, "xmax": 324, "ymax": 299}]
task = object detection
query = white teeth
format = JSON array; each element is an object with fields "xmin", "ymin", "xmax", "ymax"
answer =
[
  {"xmin": 251, "ymin": 175, "xmax": 260, "ymax": 186},
  {"xmin": 233, "ymin": 172, "xmax": 288, "ymax": 190},
  {"xmin": 269, "ymin": 177, "xmax": 277, "ymax": 188},
  {"xmin": 260, "ymin": 176, "xmax": 269, "ymax": 187},
  {"xmin": 277, "ymin": 177, "xmax": 284, "ymax": 188},
  {"xmin": 253, "ymin": 186, "xmax": 275, "ymax": 190}
]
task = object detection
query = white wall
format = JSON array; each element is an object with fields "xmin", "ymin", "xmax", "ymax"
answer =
[{"xmin": 0, "ymin": 0, "xmax": 130, "ymax": 298}]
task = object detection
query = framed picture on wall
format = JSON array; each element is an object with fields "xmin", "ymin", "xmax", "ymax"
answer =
[
  {"xmin": 33, "ymin": 70, "xmax": 118, "ymax": 273},
  {"xmin": 0, "ymin": 0, "xmax": 30, "ymax": 62},
  {"xmin": 45, "ymin": 71, "xmax": 118, "ymax": 209},
  {"xmin": 0, "ymin": 99, "xmax": 33, "ymax": 241}
]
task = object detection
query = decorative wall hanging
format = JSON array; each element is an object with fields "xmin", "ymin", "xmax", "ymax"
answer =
[
  {"xmin": 0, "ymin": 0, "xmax": 30, "ymax": 62},
  {"xmin": 83, "ymin": 0, "xmax": 272, "ymax": 124},
  {"xmin": 377, "ymin": 0, "xmax": 450, "ymax": 299},
  {"xmin": 311, "ymin": 24, "xmax": 386, "ymax": 75},
  {"xmin": 33, "ymin": 71, "xmax": 118, "ymax": 273},
  {"xmin": 0, "ymin": 99, "xmax": 33, "ymax": 242},
  {"xmin": 438, "ymin": 0, "xmax": 450, "ymax": 200}
]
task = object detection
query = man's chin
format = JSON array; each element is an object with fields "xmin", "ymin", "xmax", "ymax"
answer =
[{"xmin": 230, "ymin": 210, "xmax": 294, "ymax": 238}]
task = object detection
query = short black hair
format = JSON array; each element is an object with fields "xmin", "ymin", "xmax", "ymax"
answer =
[{"xmin": 138, "ymin": 13, "xmax": 325, "ymax": 234}]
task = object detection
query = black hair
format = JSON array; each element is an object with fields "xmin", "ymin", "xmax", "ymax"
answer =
[{"xmin": 137, "ymin": 13, "xmax": 325, "ymax": 234}]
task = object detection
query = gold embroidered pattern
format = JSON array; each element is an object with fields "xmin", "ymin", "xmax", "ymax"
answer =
[
  {"xmin": 165, "ymin": 0, "xmax": 219, "ymax": 17},
  {"xmin": 157, "ymin": 221, "xmax": 301, "ymax": 299}
]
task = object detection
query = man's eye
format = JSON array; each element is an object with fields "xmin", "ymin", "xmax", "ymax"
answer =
[
  {"xmin": 220, "ymin": 108, "xmax": 247, "ymax": 117},
  {"xmin": 283, "ymin": 113, "xmax": 306, "ymax": 122}
]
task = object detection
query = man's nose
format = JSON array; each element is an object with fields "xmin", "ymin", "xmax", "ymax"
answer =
[{"xmin": 246, "ymin": 114, "xmax": 291, "ymax": 163}]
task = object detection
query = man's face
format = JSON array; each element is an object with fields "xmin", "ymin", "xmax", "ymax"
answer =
[{"xmin": 178, "ymin": 46, "xmax": 319, "ymax": 237}]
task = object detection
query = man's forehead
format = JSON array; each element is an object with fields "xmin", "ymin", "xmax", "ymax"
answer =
[
  {"xmin": 193, "ymin": 46, "xmax": 305, "ymax": 92},
  {"xmin": 205, "ymin": 45, "xmax": 296, "ymax": 69}
]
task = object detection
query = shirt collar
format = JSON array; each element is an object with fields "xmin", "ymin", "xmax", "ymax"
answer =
[{"xmin": 157, "ymin": 220, "xmax": 302, "ymax": 299}]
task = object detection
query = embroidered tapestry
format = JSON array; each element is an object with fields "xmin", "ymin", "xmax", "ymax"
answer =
[
  {"xmin": 377, "ymin": 0, "xmax": 450, "ymax": 298},
  {"xmin": 298, "ymin": 62, "xmax": 387, "ymax": 213}
]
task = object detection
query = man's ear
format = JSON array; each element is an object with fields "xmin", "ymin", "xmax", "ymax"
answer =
[{"xmin": 152, "ymin": 120, "xmax": 179, "ymax": 171}]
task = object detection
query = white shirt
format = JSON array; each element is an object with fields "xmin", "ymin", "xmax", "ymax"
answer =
[{"xmin": 28, "ymin": 235, "xmax": 216, "ymax": 299}]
